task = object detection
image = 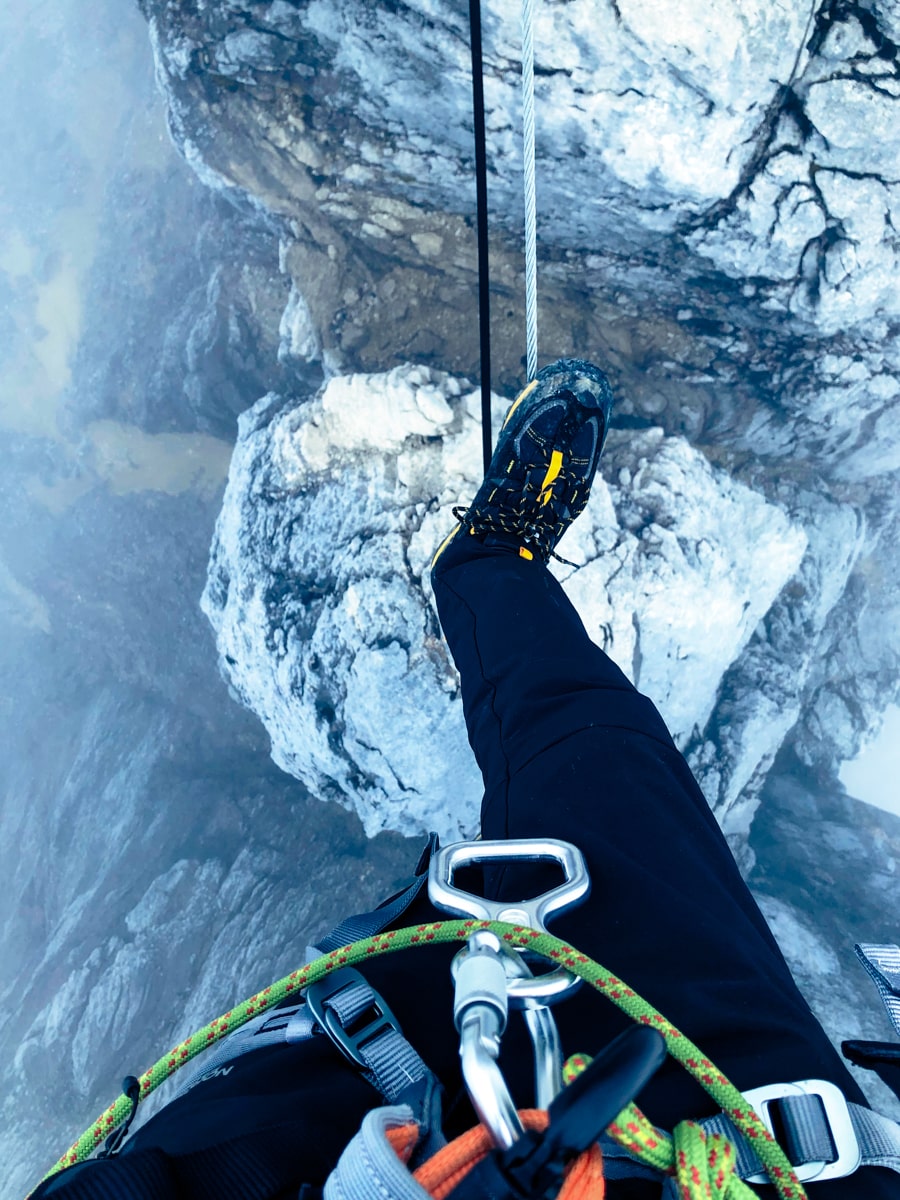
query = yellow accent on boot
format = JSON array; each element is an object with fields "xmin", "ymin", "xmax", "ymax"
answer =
[
  {"xmin": 431, "ymin": 525, "xmax": 460, "ymax": 569},
  {"xmin": 538, "ymin": 449, "xmax": 564, "ymax": 506},
  {"xmin": 501, "ymin": 378, "xmax": 539, "ymax": 431},
  {"xmin": 518, "ymin": 546, "xmax": 534, "ymax": 561}
]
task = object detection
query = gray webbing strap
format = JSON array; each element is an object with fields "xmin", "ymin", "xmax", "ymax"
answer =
[
  {"xmin": 856, "ymin": 943, "xmax": 900, "ymax": 1037},
  {"xmin": 325, "ymin": 1105, "xmax": 428, "ymax": 1200},
  {"xmin": 700, "ymin": 1108, "xmax": 820, "ymax": 1181},
  {"xmin": 315, "ymin": 833, "xmax": 439, "ymax": 953},
  {"xmin": 772, "ymin": 1093, "xmax": 836, "ymax": 1164},
  {"xmin": 322, "ymin": 975, "xmax": 430, "ymax": 1101},
  {"xmin": 700, "ymin": 1093, "xmax": 900, "ymax": 1180},
  {"xmin": 850, "ymin": 1105, "xmax": 900, "ymax": 1170},
  {"xmin": 173, "ymin": 975, "xmax": 428, "ymax": 1107},
  {"xmin": 172, "ymin": 1004, "xmax": 315, "ymax": 1099}
]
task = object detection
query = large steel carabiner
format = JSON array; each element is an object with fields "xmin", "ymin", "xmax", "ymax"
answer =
[
  {"xmin": 429, "ymin": 838, "xmax": 591, "ymax": 1143},
  {"xmin": 429, "ymin": 837, "xmax": 590, "ymax": 1004}
]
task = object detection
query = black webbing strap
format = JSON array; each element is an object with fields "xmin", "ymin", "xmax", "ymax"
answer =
[
  {"xmin": 32, "ymin": 1121, "xmax": 320, "ymax": 1200},
  {"xmin": 315, "ymin": 833, "xmax": 439, "ymax": 953},
  {"xmin": 843, "ymin": 1039, "xmax": 900, "ymax": 1101}
]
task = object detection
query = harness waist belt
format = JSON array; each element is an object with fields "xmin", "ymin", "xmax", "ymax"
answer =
[{"xmin": 175, "ymin": 971, "xmax": 429, "ymax": 1107}]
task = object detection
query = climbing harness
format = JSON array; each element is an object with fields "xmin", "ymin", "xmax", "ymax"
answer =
[{"xmin": 35, "ymin": 836, "xmax": 900, "ymax": 1200}]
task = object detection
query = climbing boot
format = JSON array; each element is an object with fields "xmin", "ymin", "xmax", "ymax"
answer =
[{"xmin": 433, "ymin": 358, "xmax": 613, "ymax": 567}]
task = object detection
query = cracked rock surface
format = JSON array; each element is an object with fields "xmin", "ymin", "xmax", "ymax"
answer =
[
  {"xmin": 141, "ymin": 0, "xmax": 900, "ymax": 457},
  {"xmin": 141, "ymin": 0, "xmax": 900, "ymax": 835}
]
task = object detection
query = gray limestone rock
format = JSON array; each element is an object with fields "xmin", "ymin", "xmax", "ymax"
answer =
[
  {"xmin": 144, "ymin": 0, "xmax": 900, "ymax": 844},
  {"xmin": 201, "ymin": 366, "xmax": 810, "ymax": 840},
  {"xmin": 139, "ymin": 0, "xmax": 900, "ymax": 460}
]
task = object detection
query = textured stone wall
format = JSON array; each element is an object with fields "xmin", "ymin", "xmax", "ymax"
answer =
[{"xmin": 137, "ymin": 0, "xmax": 900, "ymax": 834}]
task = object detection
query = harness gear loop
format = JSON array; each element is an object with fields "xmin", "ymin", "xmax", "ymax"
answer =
[{"xmin": 95, "ymin": 1077, "xmax": 140, "ymax": 1159}]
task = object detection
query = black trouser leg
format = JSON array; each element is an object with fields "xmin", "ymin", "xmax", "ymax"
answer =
[
  {"xmin": 427, "ymin": 536, "xmax": 898, "ymax": 1198},
  {"xmin": 119, "ymin": 536, "xmax": 898, "ymax": 1199}
]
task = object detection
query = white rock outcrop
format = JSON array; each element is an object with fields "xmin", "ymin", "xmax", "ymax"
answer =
[{"xmin": 203, "ymin": 364, "xmax": 807, "ymax": 839}]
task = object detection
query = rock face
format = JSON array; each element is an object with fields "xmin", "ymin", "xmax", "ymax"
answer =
[
  {"xmin": 143, "ymin": 0, "xmax": 900, "ymax": 831},
  {"xmin": 140, "ymin": 0, "xmax": 900, "ymax": 457},
  {"xmin": 0, "ymin": 5, "xmax": 412, "ymax": 1194},
  {"xmin": 202, "ymin": 365, "xmax": 808, "ymax": 842},
  {"xmin": 5, "ymin": 2, "xmax": 900, "ymax": 1194},
  {"xmin": 142, "ymin": 0, "xmax": 900, "ymax": 812},
  {"xmin": 749, "ymin": 751, "xmax": 900, "ymax": 1122}
]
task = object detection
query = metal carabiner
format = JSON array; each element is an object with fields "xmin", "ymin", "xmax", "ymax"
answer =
[
  {"xmin": 452, "ymin": 929, "xmax": 524, "ymax": 1150},
  {"xmin": 502, "ymin": 951, "xmax": 564, "ymax": 1111},
  {"xmin": 429, "ymin": 838, "xmax": 590, "ymax": 1004},
  {"xmin": 430, "ymin": 838, "xmax": 591, "ymax": 1142}
]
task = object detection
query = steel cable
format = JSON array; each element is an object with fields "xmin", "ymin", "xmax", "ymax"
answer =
[
  {"xmin": 468, "ymin": 0, "xmax": 493, "ymax": 473},
  {"xmin": 522, "ymin": 0, "xmax": 538, "ymax": 381}
]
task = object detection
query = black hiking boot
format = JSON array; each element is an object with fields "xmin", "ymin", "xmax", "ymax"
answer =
[{"xmin": 433, "ymin": 358, "xmax": 613, "ymax": 568}]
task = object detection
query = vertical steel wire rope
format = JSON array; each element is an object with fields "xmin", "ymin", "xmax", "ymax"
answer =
[
  {"xmin": 468, "ymin": 0, "xmax": 493, "ymax": 473},
  {"xmin": 522, "ymin": 0, "xmax": 538, "ymax": 382}
]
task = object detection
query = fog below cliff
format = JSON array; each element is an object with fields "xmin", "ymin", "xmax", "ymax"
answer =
[{"xmin": 1, "ymin": 1, "xmax": 898, "ymax": 1195}]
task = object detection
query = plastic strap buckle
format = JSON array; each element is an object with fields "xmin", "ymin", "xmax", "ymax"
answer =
[
  {"xmin": 743, "ymin": 1079, "xmax": 862, "ymax": 1183},
  {"xmin": 306, "ymin": 967, "xmax": 403, "ymax": 1070}
]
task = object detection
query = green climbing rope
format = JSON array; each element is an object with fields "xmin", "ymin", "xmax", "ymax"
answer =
[
  {"xmin": 563, "ymin": 1052, "xmax": 766, "ymax": 1199},
  {"xmin": 36, "ymin": 920, "xmax": 808, "ymax": 1200}
]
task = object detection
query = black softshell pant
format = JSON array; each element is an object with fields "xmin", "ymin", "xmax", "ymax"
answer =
[
  {"xmin": 408, "ymin": 535, "xmax": 898, "ymax": 1198},
  {"xmin": 96, "ymin": 538, "xmax": 898, "ymax": 1199}
]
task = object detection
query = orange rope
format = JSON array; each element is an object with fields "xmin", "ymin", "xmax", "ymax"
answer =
[{"xmin": 386, "ymin": 1110, "xmax": 605, "ymax": 1200}]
